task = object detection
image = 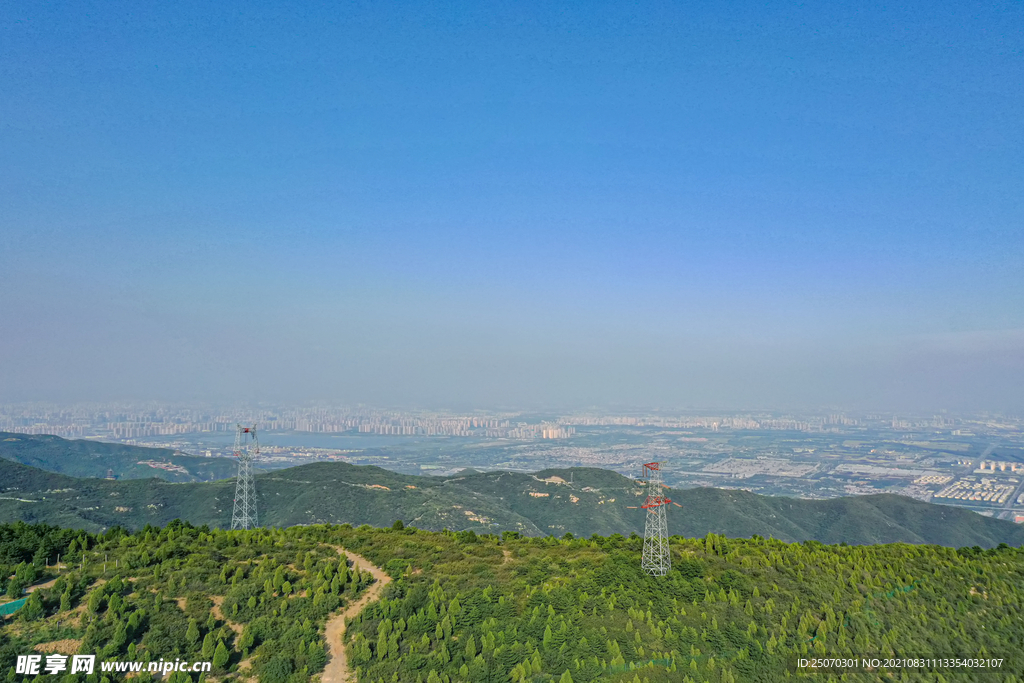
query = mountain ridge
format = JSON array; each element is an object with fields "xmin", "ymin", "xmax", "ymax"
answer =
[
  {"xmin": 0, "ymin": 431, "xmax": 239, "ymax": 482},
  {"xmin": 2, "ymin": 458, "xmax": 1023, "ymax": 548}
]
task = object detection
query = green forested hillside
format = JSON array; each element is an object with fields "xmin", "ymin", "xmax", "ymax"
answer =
[
  {"xmin": 0, "ymin": 433, "xmax": 239, "ymax": 482},
  {"xmin": 1, "ymin": 521, "xmax": 375, "ymax": 683},
  {"xmin": 2, "ymin": 521, "xmax": 1022, "ymax": 683},
  {"xmin": 3, "ymin": 459, "xmax": 1024, "ymax": 548},
  {"xmin": 450, "ymin": 468, "xmax": 1024, "ymax": 546},
  {"xmin": 0, "ymin": 460, "xmax": 543, "ymax": 536},
  {"xmin": 341, "ymin": 527, "xmax": 1024, "ymax": 683}
]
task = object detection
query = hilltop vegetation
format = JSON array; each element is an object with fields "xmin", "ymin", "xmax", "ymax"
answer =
[
  {"xmin": 341, "ymin": 527, "xmax": 1024, "ymax": 683},
  {"xmin": 2, "ymin": 520, "xmax": 1023, "ymax": 683},
  {"xmin": 1, "ymin": 521, "xmax": 374, "ymax": 683},
  {"xmin": 3, "ymin": 459, "xmax": 1024, "ymax": 548},
  {"xmin": 453, "ymin": 468, "xmax": 1024, "ymax": 547},
  {"xmin": 0, "ymin": 433, "xmax": 238, "ymax": 483}
]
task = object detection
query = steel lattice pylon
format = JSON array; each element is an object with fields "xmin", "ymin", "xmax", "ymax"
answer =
[
  {"xmin": 230, "ymin": 424, "xmax": 260, "ymax": 530},
  {"xmin": 640, "ymin": 462, "xmax": 671, "ymax": 576}
]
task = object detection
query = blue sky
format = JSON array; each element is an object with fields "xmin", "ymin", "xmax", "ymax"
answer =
[{"xmin": 1, "ymin": 1, "xmax": 1022, "ymax": 411}]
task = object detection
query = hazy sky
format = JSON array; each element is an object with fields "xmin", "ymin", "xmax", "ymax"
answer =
[{"xmin": 2, "ymin": 1, "xmax": 1022, "ymax": 412}]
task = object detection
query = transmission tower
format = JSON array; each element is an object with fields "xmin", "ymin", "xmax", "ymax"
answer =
[
  {"xmin": 230, "ymin": 424, "xmax": 260, "ymax": 530},
  {"xmin": 640, "ymin": 462, "xmax": 671, "ymax": 576}
]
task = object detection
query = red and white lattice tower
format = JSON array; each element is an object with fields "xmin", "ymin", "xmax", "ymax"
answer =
[
  {"xmin": 230, "ymin": 424, "xmax": 260, "ymax": 530},
  {"xmin": 640, "ymin": 462, "xmax": 671, "ymax": 576}
]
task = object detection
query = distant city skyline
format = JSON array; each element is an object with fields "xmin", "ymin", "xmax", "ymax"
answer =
[
  {"xmin": 1, "ymin": 2, "xmax": 1021, "ymax": 411},
  {"xmin": 4, "ymin": 398, "xmax": 1023, "ymax": 520},
  {"xmin": 1, "ymin": 400, "xmax": 1017, "ymax": 441}
]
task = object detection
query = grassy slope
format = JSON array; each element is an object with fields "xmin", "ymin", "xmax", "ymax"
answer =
[
  {"xmin": 0, "ymin": 432, "xmax": 239, "ymax": 482},
  {"xmin": 2, "ymin": 459, "xmax": 1024, "ymax": 547}
]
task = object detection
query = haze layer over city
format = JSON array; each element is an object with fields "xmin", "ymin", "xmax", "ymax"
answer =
[
  {"xmin": 4, "ymin": 402, "xmax": 1024, "ymax": 525},
  {"xmin": 1, "ymin": 5, "xmax": 1022, "ymax": 509}
]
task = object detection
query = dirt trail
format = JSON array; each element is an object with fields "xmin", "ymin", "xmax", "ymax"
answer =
[
  {"xmin": 25, "ymin": 577, "xmax": 60, "ymax": 593},
  {"xmin": 211, "ymin": 596, "xmax": 243, "ymax": 635},
  {"xmin": 321, "ymin": 550, "xmax": 391, "ymax": 683}
]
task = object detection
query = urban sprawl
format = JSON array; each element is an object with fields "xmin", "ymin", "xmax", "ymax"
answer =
[{"xmin": 2, "ymin": 403, "xmax": 1022, "ymax": 523}]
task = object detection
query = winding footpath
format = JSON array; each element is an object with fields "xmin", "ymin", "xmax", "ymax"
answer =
[{"xmin": 321, "ymin": 550, "xmax": 392, "ymax": 683}]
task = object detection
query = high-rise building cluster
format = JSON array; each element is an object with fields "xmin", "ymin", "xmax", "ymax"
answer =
[
  {"xmin": 975, "ymin": 460, "xmax": 1021, "ymax": 473},
  {"xmin": 0, "ymin": 404, "xmax": 560, "ymax": 440},
  {"xmin": 560, "ymin": 414, "xmax": 812, "ymax": 431}
]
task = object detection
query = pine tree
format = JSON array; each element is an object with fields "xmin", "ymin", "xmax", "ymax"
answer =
[
  {"xmin": 213, "ymin": 641, "xmax": 229, "ymax": 669},
  {"xmin": 441, "ymin": 615, "xmax": 452, "ymax": 639},
  {"xmin": 308, "ymin": 641, "xmax": 327, "ymax": 670},
  {"xmin": 273, "ymin": 566, "xmax": 285, "ymax": 592},
  {"xmin": 186, "ymin": 619, "xmax": 200, "ymax": 646},
  {"xmin": 202, "ymin": 633, "xmax": 215, "ymax": 659},
  {"xmin": 110, "ymin": 623, "xmax": 128, "ymax": 650},
  {"xmin": 20, "ymin": 593, "xmax": 43, "ymax": 621},
  {"xmin": 88, "ymin": 589, "xmax": 104, "ymax": 613}
]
